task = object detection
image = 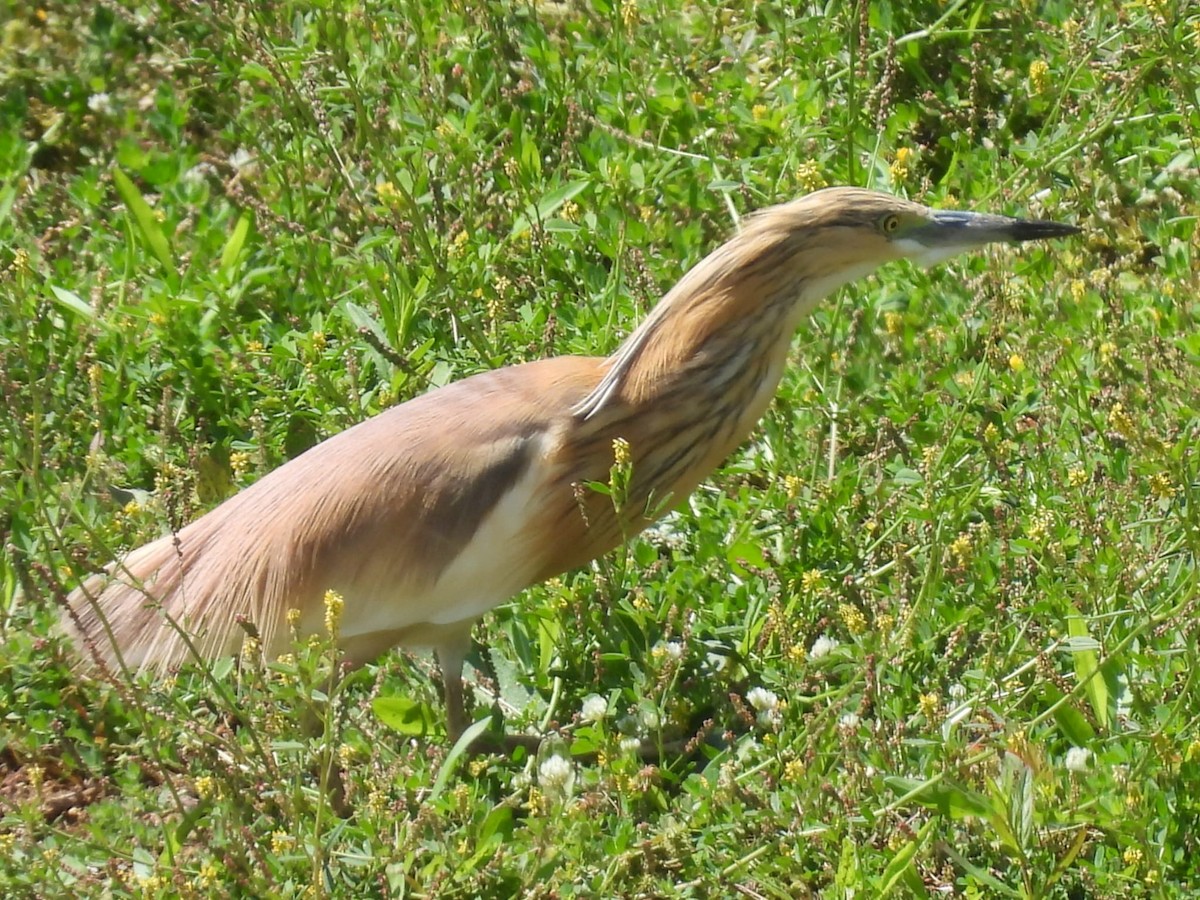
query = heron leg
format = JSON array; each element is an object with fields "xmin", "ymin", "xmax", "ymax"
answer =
[{"xmin": 435, "ymin": 629, "xmax": 473, "ymax": 741}]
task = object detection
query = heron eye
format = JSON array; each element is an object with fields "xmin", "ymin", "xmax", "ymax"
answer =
[{"xmin": 881, "ymin": 214, "xmax": 901, "ymax": 235}]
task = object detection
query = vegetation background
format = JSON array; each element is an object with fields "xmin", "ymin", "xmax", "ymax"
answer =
[{"xmin": 1, "ymin": 0, "xmax": 1198, "ymax": 896}]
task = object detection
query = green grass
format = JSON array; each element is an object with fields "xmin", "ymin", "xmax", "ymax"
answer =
[{"xmin": 2, "ymin": 0, "xmax": 1199, "ymax": 896}]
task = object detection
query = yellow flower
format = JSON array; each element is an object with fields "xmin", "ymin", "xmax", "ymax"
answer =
[
  {"xmin": 752, "ymin": 104, "xmax": 768, "ymax": 121},
  {"xmin": 1107, "ymin": 402, "xmax": 1135, "ymax": 440},
  {"xmin": 784, "ymin": 758, "xmax": 806, "ymax": 781},
  {"xmin": 889, "ymin": 147, "xmax": 914, "ymax": 182},
  {"xmin": 1149, "ymin": 472, "xmax": 1175, "ymax": 500},
  {"xmin": 620, "ymin": 0, "xmax": 638, "ymax": 28},
  {"xmin": 611, "ymin": 436, "xmax": 631, "ymax": 467},
  {"xmin": 801, "ymin": 569, "xmax": 823, "ymax": 593},
  {"xmin": 323, "ymin": 589, "xmax": 345, "ymax": 637},
  {"xmin": 918, "ymin": 692, "xmax": 940, "ymax": 719},
  {"xmin": 1008, "ymin": 353, "xmax": 1025, "ymax": 373},
  {"xmin": 839, "ymin": 603, "xmax": 867, "ymax": 636},
  {"xmin": 270, "ymin": 830, "xmax": 294, "ymax": 854},
  {"xmin": 376, "ymin": 181, "xmax": 402, "ymax": 206},
  {"xmin": 796, "ymin": 160, "xmax": 826, "ymax": 192},
  {"xmin": 884, "ymin": 311, "xmax": 904, "ymax": 336},
  {"xmin": 949, "ymin": 532, "xmax": 972, "ymax": 566},
  {"xmin": 1067, "ymin": 465, "xmax": 1088, "ymax": 488},
  {"xmin": 1028, "ymin": 59, "xmax": 1050, "ymax": 95}
]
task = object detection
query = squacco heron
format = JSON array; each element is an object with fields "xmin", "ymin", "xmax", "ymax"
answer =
[{"xmin": 63, "ymin": 188, "xmax": 1080, "ymax": 737}]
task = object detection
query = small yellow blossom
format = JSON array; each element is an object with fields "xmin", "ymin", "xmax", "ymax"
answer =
[
  {"xmin": 1028, "ymin": 59, "xmax": 1050, "ymax": 95},
  {"xmin": 1108, "ymin": 402, "xmax": 1136, "ymax": 440},
  {"xmin": 889, "ymin": 147, "xmax": 914, "ymax": 182},
  {"xmin": 1008, "ymin": 353, "xmax": 1025, "ymax": 373},
  {"xmin": 884, "ymin": 311, "xmax": 904, "ymax": 336},
  {"xmin": 949, "ymin": 532, "xmax": 972, "ymax": 566},
  {"xmin": 435, "ymin": 119, "xmax": 454, "ymax": 139},
  {"xmin": 1099, "ymin": 340, "xmax": 1117, "ymax": 363},
  {"xmin": 796, "ymin": 160, "xmax": 826, "ymax": 192},
  {"xmin": 1026, "ymin": 509, "xmax": 1053, "ymax": 543},
  {"xmin": 787, "ymin": 643, "xmax": 807, "ymax": 663},
  {"xmin": 612, "ymin": 436, "xmax": 631, "ymax": 467},
  {"xmin": 323, "ymin": 589, "xmax": 345, "ymax": 637},
  {"xmin": 1067, "ymin": 465, "xmax": 1088, "ymax": 488},
  {"xmin": 983, "ymin": 422, "xmax": 1001, "ymax": 445},
  {"xmin": 1123, "ymin": 846, "xmax": 1143, "ymax": 866},
  {"xmin": 752, "ymin": 104, "xmax": 768, "ymax": 121},
  {"xmin": 198, "ymin": 862, "xmax": 219, "ymax": 888},
  {"xmin": 230, "ymin": 451, "xmax": 251, "ymax": 478},
  {"xmin": 620, "ymin": 0, "xmax": 638, "ymax": 27},
  {"xmin": 954, "ymin": 370, "xmax": 975, "ymax": 390},
  {"xmin": 271, "ymin": 830, "xmax": 294, "ymax": 854},
  {"xmin": 560, "ymin": 200, "xmax": 580, "ymax": 222},
  {"xmin": 784, "ymin": 758, "xmax": 806, "ymax": 781},
  {"xmin": 801, "ymin": 569, "xmax": 824, "ymax": 593},
  {"xmin": 195, "ymin": 775, "xmax": 216, "ymax": 800},
  {"xmin": 1149, "ymin": 472, "xmax": 1176, "ymax": 500},
  {"xmin": 376, "ymin": 181, "xmax": 402, "ymax": 206},
  {"xmin": 447, "ymin": 229, "xmax": 470, "ymax": 259},
  {"xmin": 784, "ymin": 474, "xmax": 803, "ymax": 498},
  {"xmin": 839, "ymin": 603, "xmax": 867, "ymax": 636},
  {"xmin": 1069, "ymin": 279, "xmax": 1087, "ymax": 303},
  {"xmin": 149, "ymin": 311, "xmax": 168, "ymax": 327},
  {"xmin": 918, "ymin": 692, "xmax": 940, "ymax": 719},
  {"xmin": 286, "ymin": 607, "xmax": 301, "ymax": 627},
  {"xmin": 241, "ymin": 636, "xmax": 261, "ymax": 662}
]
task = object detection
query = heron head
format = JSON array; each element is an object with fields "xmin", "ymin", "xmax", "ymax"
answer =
[{"xmin": 767, "ymin": 187, "xmax": 1081, "ymax": 297}]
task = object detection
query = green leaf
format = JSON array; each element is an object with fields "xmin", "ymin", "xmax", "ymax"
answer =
[
  {"xmin": 885, "ymin": 776, "xmax": 992, "ymax": 820},
  {"xmin": 510, "ymin": 180, "xmax": 589, "ymax": 237},
  {"xmin": 879, "ymin": 817, "xmax": 934, "ymax": 897},
  {"xmin": 1067, "ymin": 611, "xmax": 1109, "ymax": 728},
  {"xmin": 1044, "ymin": 685, "xmax": 1096, "ymax": 746},
  {"xmin": 428, "ymin": 716, "xmax": 491, "ymax": 804},
  {"xmin": 726, "ymin": 539, "xmax": 766, "ymax": 575},
  {"xmin": 372, "ymin": 695, "xmax": 440, "ymax": 736},
  {"xmin": 112, "ymin": 168, "xmax": 175, "ymax": 277},
  {"xmin": 49, "ymin": 285, "xmax": 95, "ymax": 320},
  {"xmin": 219, "ymin": 212, "xmax": 252, "ymax": 272}
]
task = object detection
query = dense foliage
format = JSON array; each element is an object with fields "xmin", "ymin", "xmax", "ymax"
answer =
[{"xmin": 1, "ymin": 0, "xmax": 1198, "ymax": 896}]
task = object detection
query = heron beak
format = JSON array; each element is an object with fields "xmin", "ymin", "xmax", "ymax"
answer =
[{"xmin": 920, "ymin": 209, "xmax": 1083, "ymax": 247}]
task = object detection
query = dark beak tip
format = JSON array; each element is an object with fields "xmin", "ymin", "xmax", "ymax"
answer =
[{"xmin": 1010, "ymin": 220, "xmax": 1083, "ymax": 242}]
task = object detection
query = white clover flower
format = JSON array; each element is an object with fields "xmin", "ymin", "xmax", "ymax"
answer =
[
  {"xmin": 1064, "ymin": 746, "xmax": 1092, "ymax": 773},
  {"xmin": 705, "ymin": 651, "xmax": 729, "ymax": 674},
  {"xmin": 747, "ymin": 687, "xmax": 781, "ymax": 726},
  {"xmin": 619, "ymin": 736, "xmax": 642, "ymax": 753},
  {"xmin": 643, "ymin": 512, "xmax": 688, "ymax": 550},
  {"xmin": 746, "ymin": 687, "xmax": 778, "ymax": 713},
  {"xmin": 87, "ymin": 92, "xmax": 113, "ymax": 115},
  {"xmin": 580, "ymin": 694, "xmax": 608, "ymax": 723},
  {"xmin": 663, "ymin": 641, "xmax": 684, "ymax": 661},
  {"xmin": 538, "ymin": 755, "xmax": 574, "ymax": 798},
  {"xmin": 948, "ymin": 683, "xmax": 967, "ymax": 701},
  {"xmin": 810, "ymin": 634, "xmax": 839, "ymax": 660},
  {"xmin": 182, "ymin": 162, "xmax": 215, "ymax": 185},
  {"xmin": 228, "ymin": 148, "xmax": 256, "ymax": 173},
  {"xmin": 838, "ymin": 712, "xmax": 861, "ymax": 731}
]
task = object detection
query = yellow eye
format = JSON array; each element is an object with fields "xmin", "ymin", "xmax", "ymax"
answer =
[{"xmin": 881, "ymin": 214, "xmax": 901, "ymax": 235}]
